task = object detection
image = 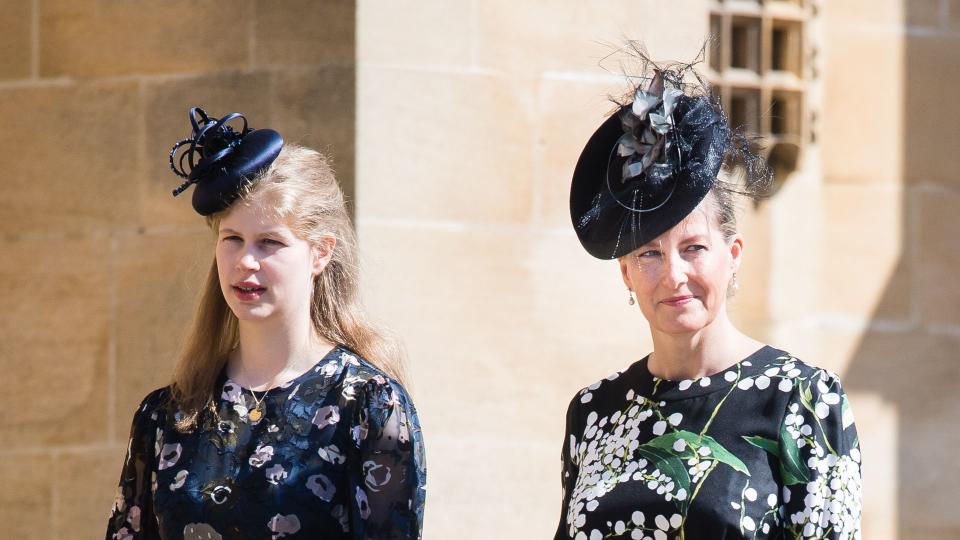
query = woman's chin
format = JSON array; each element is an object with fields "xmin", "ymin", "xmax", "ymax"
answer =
[
  {"xmin": 655, "ymin": 315, "xmax": 711, "ymax": 335},
  {"xmin": 228, "ymin": 305, "xmax": 276, "ymax": 322}
]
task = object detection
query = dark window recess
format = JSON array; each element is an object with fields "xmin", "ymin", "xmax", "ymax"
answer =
[
  {"xmin": 770, "ymin": 91, "xmax": 801, "ymax": 136},
  {"xmin": 730, "ymin": 88, "xmax": 761, "ymax": 133},
  {"xmin": 730, "ymin": 17, "xmax": 761, "ymax": 72},
  {"xmin": 771, "ymin": 21, "xmax": 802, "ymax": 75},
  {"xmin": 772, "ymin": 28, "xmax": 787, "ymax": 71}
]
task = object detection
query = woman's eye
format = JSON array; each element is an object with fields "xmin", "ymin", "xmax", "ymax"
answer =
[
  {"xmin": 686, "ymin": 244, "xmax": 707, "ymax": 252},
  {"xmin": 262, "ymin": 238, "xmax": 285, "ymax": 247},
  {"xmin": 222, "ymin": 235, "xmax": 242, "ymax": 242},
  {"xmin": 638, "ymin": 250, "xmax": 661, "ymax": 259}
]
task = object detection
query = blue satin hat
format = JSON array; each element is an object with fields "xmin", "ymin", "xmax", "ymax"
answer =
[{"xmin": 169, "ymin": 107, "xmax": 284, "ymax": 216}]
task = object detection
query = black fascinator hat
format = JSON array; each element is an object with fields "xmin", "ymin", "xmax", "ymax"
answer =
[
  {"xmin": 169, "ymin": 107, "xmax": 284, "ymax": 216},
  {"xmin": 570, "ymin": 70, "xmax": 732, "ymax": 259}
]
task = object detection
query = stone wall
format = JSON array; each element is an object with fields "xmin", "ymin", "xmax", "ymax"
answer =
[
  {"xmin": 821, "ymin": 0, "xmax": 960, "ymax": 538},
  {"xmin": 0, "ymin": 1, "xmax": 355, "ymax": 537},
  {"xmin": 2, "ymin": 0, "xmax": 958, "ymax": 538},
  {"xmin": 356, "ymin": 1, "xmax": 720, "ymax": 537},
  {"xmin": 356, "ymin": 0, "xmax": 959, "ymax": 538}
]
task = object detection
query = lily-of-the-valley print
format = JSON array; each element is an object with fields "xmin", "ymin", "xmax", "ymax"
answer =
[{"xmin": 557, "ymin": 347, "xmax": 861, "ymax": 540}]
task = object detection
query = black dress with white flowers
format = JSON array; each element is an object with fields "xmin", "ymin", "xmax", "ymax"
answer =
[
  {"xmin": 107, "ymin": 346, "xmax": 426, "ymax": 540},
  {"xmin": 555, "ymin": 346, "xmax": 861, "ymax": 540}
]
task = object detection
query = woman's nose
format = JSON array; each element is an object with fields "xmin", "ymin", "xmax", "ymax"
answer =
[
  {"xmin": 662, "ymin": 252, "xmax": 689, "ymax": 288},
  {"xmin": 236, "ymin": 250, "xmax": 260, "ymax": 272}
]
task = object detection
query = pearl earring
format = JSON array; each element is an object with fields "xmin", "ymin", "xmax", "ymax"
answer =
[{"xmin": 627, "ymin": 289, "xmax": 635, "ymax": 305}]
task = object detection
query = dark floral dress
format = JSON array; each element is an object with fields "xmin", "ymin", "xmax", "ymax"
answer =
[
  {"xmin": 107, "ymin": 346, "xmax": 426, "ymax": 540},
  {"xmin": 555, "ymin": 346, "xmax": 861, "ymax": 540}
]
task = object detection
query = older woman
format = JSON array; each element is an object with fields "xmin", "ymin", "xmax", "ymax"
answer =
[
  {"xmin": 107, "ymin": 108, "xmax": 425, "ymax": 539},
  {"xmin": 556, "ymin": 68, "xmax": 861, "ymax": 539}
]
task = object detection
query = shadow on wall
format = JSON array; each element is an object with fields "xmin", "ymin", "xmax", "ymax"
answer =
[{"xmin": 843, "ymin": 2, "xmax": 960, "ymax": 538}]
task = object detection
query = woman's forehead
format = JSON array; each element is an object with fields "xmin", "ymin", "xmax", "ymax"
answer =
[
  {"xmin": 648, "ymin": 202, "xmax": 717, "ymax": 243},
  {"xmin": 220, "ymin": 198, "xmax": 291, "ymax": 232},
  {"xmin": 673, "ymin": 204, "xmax": 715, "ymax": 235},
  {"xmin": 619, "ymin": 203, "xmax": 719, "ymax": 259}
]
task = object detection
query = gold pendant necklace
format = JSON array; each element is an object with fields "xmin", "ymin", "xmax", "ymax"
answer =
[{"xmin": 248, "ymin": 388, "xmax": 267, "ymax": 422}]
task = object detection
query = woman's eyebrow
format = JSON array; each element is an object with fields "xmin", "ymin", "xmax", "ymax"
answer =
[{"xmin": 218, "ymin": 227, "xmax": 290, "ymax": 237}]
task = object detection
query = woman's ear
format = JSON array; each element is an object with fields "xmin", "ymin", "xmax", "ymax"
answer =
[
  {"xmin": 618, "ymin": 255, "xmax": 633, "ymax": 291},
  {"xmin": 729, "ymin": 233, "xmax": 744, "ymax": 273},
  {"xmin": 312, "ymin": 235, "xmax": 337, "ymax": 276}
]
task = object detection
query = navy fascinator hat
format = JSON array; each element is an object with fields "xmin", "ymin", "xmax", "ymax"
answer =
[
  {"xmin": 169, "ymin": 107, "xmax": 284, "ymax": 216},
  {"xmin": 570, "ymin": 70, "xmax": 731, "ymax": 259}
]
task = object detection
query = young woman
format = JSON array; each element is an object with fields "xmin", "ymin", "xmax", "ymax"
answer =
[
  {"xmin": 107, "ymin": 108, "xmax": 425, "ymax": 539},
  {"xmin": 556, "ymin": 66, "xmax": 862, "ymax": 539}
]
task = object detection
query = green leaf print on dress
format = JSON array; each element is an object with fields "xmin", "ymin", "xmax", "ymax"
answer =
[
  {"xmin": 556, "ymin": 347, "xmax": 862, "ymax": 540},
  {"xmin": 741, "ymin": 435, "xmax": 777, "ymax": 455},
  {"xmin": 742, "ymin": 429, "xmax": 810, "ymax": 486},
  {"xmin": 644, "ymin": 431, "xmax": 749, "ymax": 475},
  {"xmin": 633, "ymin": 444, "xmax": 692, "ymax": 505}
]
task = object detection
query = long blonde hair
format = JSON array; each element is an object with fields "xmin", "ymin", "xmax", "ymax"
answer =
[{"xmin": 170, "ymin": 145, "xmax": 405, "ymax": 430}]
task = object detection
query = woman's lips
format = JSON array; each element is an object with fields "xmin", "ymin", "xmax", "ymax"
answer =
[
  {"xmin": 232, "ymin": 283, "xmax": 266, "ymax": 301},
  {"xmin": 661, "ymin": 295, "xmax": 695, "ymax": 306}
]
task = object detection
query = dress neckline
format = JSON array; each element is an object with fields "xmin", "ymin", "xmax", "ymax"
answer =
[
  {"xmin": 220, "ymin": 344, "xmax": 345, "ymax": 397},
  {"xmin": 630, "ymin": 345, "xmax": 790, "ymax": 400}
]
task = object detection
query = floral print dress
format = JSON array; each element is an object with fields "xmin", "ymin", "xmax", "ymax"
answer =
[
  {"xmin": 555, "ymin": 346, "xmax": 861, "ymax": 540},
  {"xmin": 107, "ymin": 346, "xmax": 426, "ymax": 540}
]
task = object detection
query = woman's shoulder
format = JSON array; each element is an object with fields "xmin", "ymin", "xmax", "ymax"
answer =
[
  {"xmin": 336, "ymin": 347, "xmax": 399, "ymax": 383},
  {"xmin": 571, "ymin": 368, "xmax": 628, "ymax": 405},
  {"xmin": 751, "ymin": 348, "xmax": 853, "ymax": 426},
  {"xmin": 565, "ymin": 359, "xmax": 651, "ymax": 414},
  {"xmin": 123, "ymin": 386, "xmax": 173, "ymax": 438},
  {"xmin": 335, "ymin": 347, "xmax": 415, "ymax": 405},
  {"xmin": 335, "ymin": 347, "xmax": 423, "ymax": 452},
  {"xmin": 756, "ymin": 347, "xmax": 845, "ymax": 387},
  {"xmin": 134, "ymin": 386, "xmax": 172, "ymax": 416}
]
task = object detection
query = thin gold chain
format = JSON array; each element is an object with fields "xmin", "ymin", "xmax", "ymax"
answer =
[{"xmin": 248, "ymin": 387, "xmax": 268, "ymax": 408}]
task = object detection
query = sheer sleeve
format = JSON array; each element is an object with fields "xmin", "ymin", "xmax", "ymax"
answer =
[
  {"xmin": 779, "ymin": 370, "xmax": 862, "ymax": 539},
  {"xmin": 554, "ymin": 395, "xmax": 581, "ymax": 540},
  {"xmin": 347, "ymin": 374, "xmax": 426, "ymax": 540},
  {"xmin": 105, "ymin": 388, "xmax": 168, "ymax": 540}
]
